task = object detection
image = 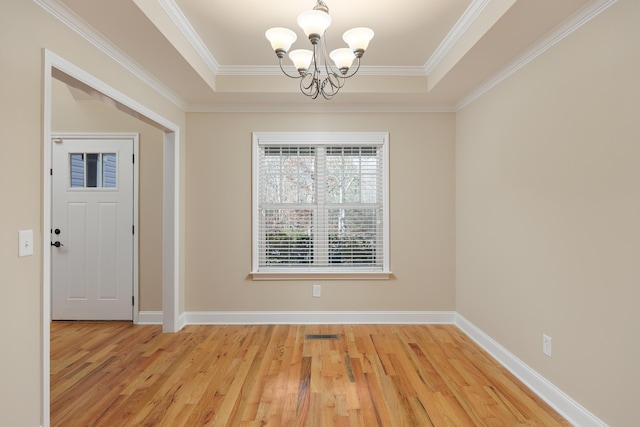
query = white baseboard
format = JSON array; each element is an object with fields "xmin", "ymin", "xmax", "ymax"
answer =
[
  {"xmin": 184, "ymin": 310, "xmax": 456, "ymax": 325},
  {"xmin": 138, "ymin": 310, "xmax": 456, "ymax": 325},
  {"xmin": 137, "ymin": 311, "xmax": 163, "ymax": 324},
  {"xmin": 455, "ymin": 314, "xmax": 608, "ymax": 427},
  {"xmin": 177, "ymin": 312, "xmax": 187, "ymax": 330}
]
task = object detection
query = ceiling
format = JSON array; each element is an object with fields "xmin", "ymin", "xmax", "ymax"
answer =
[{"xmin": 49, "ymin": 0, "xmax": 596, "ymax": 112}]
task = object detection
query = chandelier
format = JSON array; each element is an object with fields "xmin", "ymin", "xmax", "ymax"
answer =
[{"xmin": 265, "ymin": 0, "xmax": 374, "ymax": 100}]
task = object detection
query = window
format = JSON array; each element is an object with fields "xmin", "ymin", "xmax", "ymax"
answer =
[
  {"xmin": 252, "ymin": 132, "xmax": 390, "ymax": 279},
  {"xmin": 70, "ymin": 152, "xmax": 117, "ymax": 189}
]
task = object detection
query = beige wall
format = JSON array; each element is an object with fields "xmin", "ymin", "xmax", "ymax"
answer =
[
  {"xmin": 185, "ymin": 113, "xmax": 456, "ymax": 311},
  {"xmin": 456, "ymin": 1, "xmax": 640, "ymax": 425},
  {"xmin": 2, "ymin": 0, "xmax": 635, "ymax": 425},
  {"xmin": 51, "ymin": 80, "xmax": 164, "ymax": 311},
  {"xmin": 0, "ymin": 0, "xmax": 186, "ymax": 425}
]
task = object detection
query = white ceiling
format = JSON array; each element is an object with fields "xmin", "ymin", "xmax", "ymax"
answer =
[{"xmin": 49, "ymin": 0, "xmax": 598, "ymax": 111}]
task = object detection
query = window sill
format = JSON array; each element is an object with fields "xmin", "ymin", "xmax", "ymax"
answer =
[{"xmin": 250, "ymin": 270, "xmax": 392, "ymax": 281}]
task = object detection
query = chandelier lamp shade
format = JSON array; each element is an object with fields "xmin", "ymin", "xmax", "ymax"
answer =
[{"xmin": 265, "ymin": 0, "xmax": 374, "ymax": 100}]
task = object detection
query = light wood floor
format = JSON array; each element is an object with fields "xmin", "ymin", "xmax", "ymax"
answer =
[{"xmin": 50, "ymin": 322, "xmax": 570, "ymax": 426}]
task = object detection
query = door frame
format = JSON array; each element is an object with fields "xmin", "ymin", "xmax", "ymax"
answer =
[
  {"xmin": 51, "ymin": 132, "xmax": 140, "ymax": 322},
  {"xmin": 43, "ymin": 49, "xmax": 182, "ymax": 427}
]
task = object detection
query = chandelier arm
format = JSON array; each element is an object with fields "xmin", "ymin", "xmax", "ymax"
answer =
[
  {"xmin": 320, "ymin": 82, "xmax": 334, "ymax": 100},
  {"xmin": 331, "ymin": 72, "xmax": 346, "ymax": 89},
  {"xmin": 319, "ymin": 34, "xmax": 361, "ymax": 80},
  {"xmin": 319, "ymin": 35, "xmax": 343, "ymax": 78},
  {"xmin": 340, "ymin": 56, "xmax": 362, "ymax": 79},
  {"xmin": 307, "ymin": 77, "xmax": 321, "ymax": 99},
  {"xmin": 317, "ymin": 35, "xmax": 343, "ymax": 99},
  {"xmin": 321, "ymin": 75, "xmax": 339, "ymax": 100},
  {"xmin": 319, "ymin": 73, "xmax": 342, "ymax": 99},
  {"xmin": 299, "ymin": 73, "xmax": 319, "ymax": 98},
  {"xmin": 321, "ymin": 89, "xmax": 334, "ymax": 100},
  {"xmin": 313, "ymin": 42, "xmax": 321, "ymax": 76},
  {"xmin": 278, "ymin": 57, "xmax": 304, "ymax": 79},
  {"xmin": 300, "ymin": 74, "xmax": 314, "ymax": 91},
  {"xmin": 323, "ymin": 61, "xmax": 343, "ymax": 81}
]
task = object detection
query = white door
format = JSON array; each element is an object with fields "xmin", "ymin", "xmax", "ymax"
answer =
[{"xmin": 51, "ymin": 136, "xmax": 135, "ymax": 320}]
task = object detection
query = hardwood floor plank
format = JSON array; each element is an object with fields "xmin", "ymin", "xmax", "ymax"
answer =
[
  {"xmin": 349, "ymin": 356, "xmax": 383, "ymax": 426},
  {"xmin": 296, "ymin": 356, "xmax": 312, "ymax": 422},
  {"xmin": 51, "ymin": 322, "xmax": 571, "ymax": 426}
]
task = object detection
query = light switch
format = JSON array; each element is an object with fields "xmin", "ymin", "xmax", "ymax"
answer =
[{"xmin": 19, "ymin": 230, "xmax": 34, "ymax": 257}]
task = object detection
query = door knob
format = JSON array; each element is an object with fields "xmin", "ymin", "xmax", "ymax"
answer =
[{"xmin": 51, "ymin": 241, "xmax": 64, "ymax": 248}]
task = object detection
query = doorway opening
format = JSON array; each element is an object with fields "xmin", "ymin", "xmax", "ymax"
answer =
[{"xmin": 43, "ymin": 49, "xmax": 181, "ymax": 427}]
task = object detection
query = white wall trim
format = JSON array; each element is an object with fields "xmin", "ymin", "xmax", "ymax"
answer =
[
  {"xmin": 145, "ymin": 310, "xmax": 455, "ymax": 325},
  {"xmin": 137, "ymin": 311, "xmax": 164, "ymax": 325},
  {"xmin": 455, "ymin": 0, "xmax": 618, "ymax": 111},
  {"xmin": 423, "ymin": 0, "xmax": 490, "ymax": 74},
  {"xmin": 34, "ymin": 0, "xmax": 188, "ymax": 111},
  {"xmin": 217, "ymin": 65, "xmax": 427, "ymax": 77},
  {"xmin": 177, "ymin": 312, "xmax": 188, "ymax": 330},
  {"xmin": 188, "ymin": 103, "xmax": 456, "ymax": 114},
  {"xmin": 42, "ymin": 48, "xmax": 53, "ymax": 427},
  {"xmin": 455, "ymin": 314, "xmax": 608, "ymax": 427},
  {"xmin": 157, "ymin": 0, "xmax": 220, "ymax": 72}
]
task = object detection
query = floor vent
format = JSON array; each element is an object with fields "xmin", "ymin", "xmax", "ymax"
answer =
[{"xmin": 305, "ymin": 334, "xmax": 340, "ymax": 340}]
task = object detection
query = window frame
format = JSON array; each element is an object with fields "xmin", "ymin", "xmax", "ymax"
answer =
[
  {"xmin": 251, "ymin": 132, "xmax": 391, "ymax": 280},
  {"xmin": 69, "ymin": 151, "xmax": 119, "ymax": 190}
]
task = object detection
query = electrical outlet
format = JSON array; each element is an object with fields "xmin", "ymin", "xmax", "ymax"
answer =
[
  {"xmin": 312, "ymin": 284, "xmax": 321, "ymax": 298},
  {"xmin": 543, "ymin": 334, "xmax": 552, "ymax": 357}
]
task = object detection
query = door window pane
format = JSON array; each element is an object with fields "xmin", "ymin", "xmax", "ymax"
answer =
[
  {"xmin": 69, "ymin": 152, "xmax": 117, "ymax": 189},
  {"xmin": 102, "ymin": 153, "xmax": 117, "ymax": 188},
  {"xmin": 70, "ymin": 153, "xmax": 84, "ymax": 188},
  {"xmin": 86, "ymin": 153, "xmax": 99, "ymax": 188}
]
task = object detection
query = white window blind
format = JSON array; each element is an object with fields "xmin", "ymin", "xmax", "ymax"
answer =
[{"xmin": 252, "ymin": 132, "xmax": 390, "ymax": 278}]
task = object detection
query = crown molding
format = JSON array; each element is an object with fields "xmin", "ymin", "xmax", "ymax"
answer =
[
  {"xmin": 455, "ymin": 0, "xmax": 618, "ymax": 111},
  {"xmin": 34, "ymin": 0, "xmax": 189, "ymax": 111},
  {"xmin": 158, "ymin": 0, "xmax": 220, "ymax": 73},
  {"xmin": 188, "ymin": 102, "xmax": 455, "ymax": 114},
  {"xmin": 423, "ymin": 0, "xmax": 490, "ymax": 75},
  {"xmin": 217, "ymin": 65, "xmax": 427, "ymax": 77}
]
